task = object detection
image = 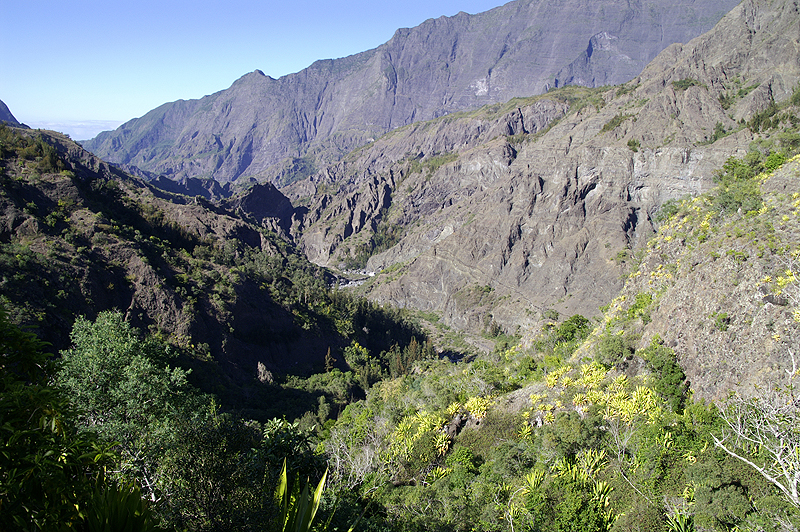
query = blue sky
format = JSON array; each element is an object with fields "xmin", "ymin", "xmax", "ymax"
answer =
[{"xmin": 2, "ymin": 0, "xmax": 507, "ymax": 138}]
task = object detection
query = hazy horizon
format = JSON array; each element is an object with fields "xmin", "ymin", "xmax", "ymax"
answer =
[{"xmin": 23, "ymin": 120, "xmax": 125, "ymax": 142}]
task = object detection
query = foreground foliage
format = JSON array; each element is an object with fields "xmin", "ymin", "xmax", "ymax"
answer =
[{"xmin": 0, "ymin": 307, "xmax": 157, "ymax": 531}]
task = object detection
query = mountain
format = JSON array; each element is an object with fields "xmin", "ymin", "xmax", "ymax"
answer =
[
  {"xmin": 281, "ymin": 0, "xmax": 800, "ymax": 343},
  {"xmin": 0, "ymin": 100, "xmax": 23, "ymax": 127},
  {"xmin": 82, "ymin": 0, "xmax": 739, "ymax": 187}
]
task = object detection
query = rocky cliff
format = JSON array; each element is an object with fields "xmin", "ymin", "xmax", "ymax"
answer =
[
  {"xmin": 573, "ymin": 152, "xmax": 800, "ymax": 401},
  {"xmin": 82, "ymin": 0, "xmax": 738, "ymax": 186},
  {"xmin": 286, "ymin": 0, "xmax": 800, "ymax": 340}
]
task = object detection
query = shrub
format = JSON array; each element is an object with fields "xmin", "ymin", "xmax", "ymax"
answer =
[
  {"xmin": 600, "ymin": 114, "xmax": 633, "ymax": 134},
  {"xmin": 711, "ymin": 152, "xmax": 765, "ymax": 215},
  {"xmin": 595, "ymin": 333, "xmax": 633, "ymax": 367},
  {"xmin": 638, "ymin": 338, "xmax": 687, "ymax": 413},
  {"xmin": 672, "ymin": 78, "xmax": 703, "ymax": 91},
  {"xmin": 537, "ymin": 411, "xmax": 604, "ymax": 460},
  {"xmin": 654, "ymin": 198, "xmax": 682, "ymax": 225}
]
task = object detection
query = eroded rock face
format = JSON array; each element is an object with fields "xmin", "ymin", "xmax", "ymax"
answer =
[
  {"xmin": 577, "ymin": 157, "xmax": 800, "ymax": 402},
  {"xmin": 290, "ymin": 0, "xmax": 800, "ymax": 335},
  {"xmin": 81, "ymin": 0, "xmax": 739, "ymax": 186}
]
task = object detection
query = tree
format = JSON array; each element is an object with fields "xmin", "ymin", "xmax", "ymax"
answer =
[
  {"xmin": 0, "ymin": 305, "xmax": 145, "ymax": 530},
  {"xmin": 640, "ymin": 338, "xmax": 688, "ymax": 413},
  {"xmin": 712, "ymin": 358, "xmax": 800, "ymax": 509},
  {"xmin": 56, "ymin": 310, "xmax": 208, "ymax": 502},
  {"xmin": 156, "ymin": 412, "xmax": 262, "ymax": 531}
]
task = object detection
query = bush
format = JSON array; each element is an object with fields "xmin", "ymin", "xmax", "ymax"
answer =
[
  {"xmin": 638, "ymin": 338, "xmax": 687, "ymax": 413},
  {"xmin": 672, "ymin": 78, "xmax": 703, "ymax": 91},
  {"xmin": 595, "ymin": 333, "xmax": 634, "ymax": 367},
  {"xmin": 712, "ymin": 152, "xmax": 765, "ymax": 215},
  {"xmin": 600, "ymin": 114, "xmax": 633, "ymax": 134},
  {"xmin": 537, "ymin": 411, "xmax": 604, "ymax": 460}
]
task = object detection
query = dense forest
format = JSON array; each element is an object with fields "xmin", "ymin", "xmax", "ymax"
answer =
[{"xmin": 2, "ymin": 113, "xmax": 800, "ymax": 531}]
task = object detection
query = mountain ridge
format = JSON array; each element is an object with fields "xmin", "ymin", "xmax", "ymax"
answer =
[
  {"xmin": 0, "ymin": 99, "xmax": 23, "ymax": 127},
  {"xmin": 82, "ymin": 0, "xmax": 740, "ymax": 187}
]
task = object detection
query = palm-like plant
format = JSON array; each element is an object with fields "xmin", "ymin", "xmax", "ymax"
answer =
[{"xmin": 275, "ymin": 459, "xmax": 328, "ymax": 532}]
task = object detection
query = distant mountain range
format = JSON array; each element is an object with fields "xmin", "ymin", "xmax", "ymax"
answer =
[{"xmin": 82, "ymin": 0, "xmax": 739, "ymax": 188}]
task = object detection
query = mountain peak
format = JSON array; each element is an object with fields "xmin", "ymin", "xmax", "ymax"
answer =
[{"xmin": 0, "ymin": 99, "xmax": 23, "ymax": 127}]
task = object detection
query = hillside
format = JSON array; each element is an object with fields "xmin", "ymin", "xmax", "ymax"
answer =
[
  {"xmin": 81, "ymin": 0, "xmax": 738, "ymax": 187},
  {"xmin": 0, "ymin": 124, "xmax": 431, "ymax": 419},
  {"xmin": 311, "ymin": 148, "xmax": 800, "ymax": 530},
  {"xmin": 5, "ymin": 0, "xmax": 800, "ymax": 529},
  {"xmin": 4, "ymin": 128, "xmax": 799, "ymax": 531},
  {"xmin": 579, "ymin": 150, "xmax": 800, "ymax": 401},
  {"xmin": 5, "ymin": 121, "xmax": 800, "ymax": 531}
]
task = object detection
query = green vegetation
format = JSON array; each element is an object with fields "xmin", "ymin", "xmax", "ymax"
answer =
[
  {"xmin": 404, "ymin": 151, "xmax": 459, "ymax": 179},
  {"xmin": 712, "ymin": 311, "xmax": 730, "ymax": 331},
  {"xmin": 600, "ymin": 113, "xmax": 633, "ymax": 134},
  {"xmin": 615, "ymin": 83, "xmax": 640, "ymax": 97},
  {"xmin": 718, "ymin": 77, "xmax": 759, "ymax": 110},
  {"xmin": 275, "ymin": 156, "xmax": 317, "ymax": 188},
  {"xmin": 0, "ymin": 307, "xmax": 158, "ymax": 531},
  {"xmin": 0, "ymin": 124, "xmax": 65, "ymax": 174},
  {"xmin": 744, "ymin": 85, "xmax": 800, "ymax": 134},
  {"xmin": 711, "ymin": 150, "xmax": 776, "ymax": 215},
  {"xmin": 274, "ymin": 460, "xmax": 328, "ymax": 532},
  {"xmin": 0, "ymin": 126, "xmax": 433, "ymax": 426},
  {"xmin": 549, "ymin": 85, "xmax": 607, "ymax": 114},
  {"xmin": 341, "ymin": 207, "xmax": 405, "ymax": 269},
  {"xmin": 698, "ymin": 121, "xmax": 732, "ymax": 145},
  {"xmin": 672, "ymin": 78, "xmax": 705, "ymax": 91},
  {"xmin": 5, "ymin": 75, "xmax": 800, "ymax": 532},
  {"xmin": 639, "ymin": 336, "xmax": 688, "ymax": 413},
  {"xmin": 533, "ymin": 314, "xmax": 592, "ymax": 369}
]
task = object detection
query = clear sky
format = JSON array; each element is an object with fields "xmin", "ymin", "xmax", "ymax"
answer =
[{"xmin": 2, "ymin": 0, "xmax": 507, "ymax": 138}]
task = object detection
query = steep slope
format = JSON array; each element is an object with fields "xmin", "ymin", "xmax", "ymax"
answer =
[
  {"xmin": 289, "ymin": 0, "xmax": 800, "ymax": 337},
  {"xmin": 575, "ymin": 150, "xmax": 800, "ymax": 401},
  {"xmin": 0, "ymin": 125, "xmax": 426, "ymax": 417},
  {"xmin": 0, "ymin": 99, "xmax": 23, "ymax": 127},
  {"xmin": 82, "ymin": 0, "xmax": 738, "ymax": 186}
]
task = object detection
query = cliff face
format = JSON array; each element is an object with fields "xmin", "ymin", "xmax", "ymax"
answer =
[
  {"xmin": 574, "ymin": 155, "xmax": 800, "ymax": 401},
  {"xmin": 81, "ymin": 0, "xmax": 738, "ymax": 186},
  {"xmin": 285, "ymin": 0, "xmax": 800, "ymax": 337}
]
